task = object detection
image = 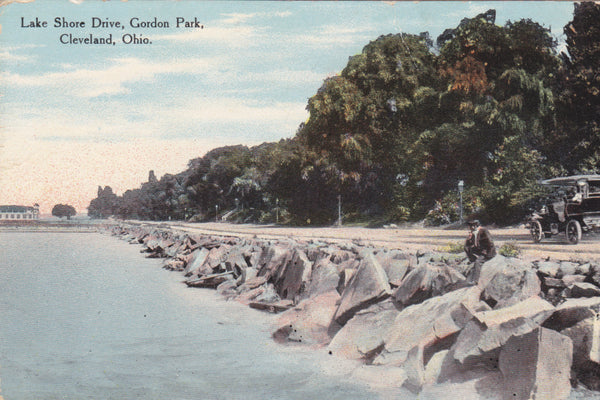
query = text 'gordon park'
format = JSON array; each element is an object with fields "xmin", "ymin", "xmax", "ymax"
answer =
[{"xmin": 20, "ymin": 17, "xmax": 204, "ymax": 45}]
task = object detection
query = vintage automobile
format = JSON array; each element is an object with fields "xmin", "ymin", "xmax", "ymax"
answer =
[{"xmin": 529, "ymin": 175, "xmax": 600, "ymax": 244}]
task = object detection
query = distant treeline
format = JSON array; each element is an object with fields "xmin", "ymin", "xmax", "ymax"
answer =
[{"xmin": 88, "ymin": 4, "xmax": 600, "ymax": 226}]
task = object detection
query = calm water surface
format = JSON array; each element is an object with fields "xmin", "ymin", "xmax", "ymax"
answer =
[{"xmin": 0, "ymin": 232, "xmax": 399, "ymax": 400}]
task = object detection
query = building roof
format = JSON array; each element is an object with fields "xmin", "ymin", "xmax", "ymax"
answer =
[{"xmin": 0, "ymin": 205, "xmax": 36, "ymax": 213}]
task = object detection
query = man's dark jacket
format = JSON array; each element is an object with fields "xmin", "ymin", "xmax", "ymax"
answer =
[{"xmin": 464, "ymin": 227, "xmax": 496, "ymax": 262}]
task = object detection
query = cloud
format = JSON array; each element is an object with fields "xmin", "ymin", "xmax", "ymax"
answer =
[
  {"xmin": 220, "ymin": 11, "xmax": 292, "ymax": 25},
  {"xmin": 0, "ymin": 0, "xmax": 34, "ymax": 6},
  {"xmin": 1, "ymin": 56, "xmax": 223, "ymax": 97},
  {"xmin": 0, "ymin": 49, "xmax": 31, "ymax": 62},
  {"xmin": 153, "ymin": 10, "xmax": 291, "ymax": 46},
  {"xmin": 154, "ymin": 25, "xmax": 263, "ymax": 47},
  {"xmin": 2, "ymin": 93, "xmax": 307, "ymax": 143},
  {"xmin": 286, "ymin": 24, "xmax": 378, "ymax": 48},
  {"xmin": 0, "ymin": 96, "xmax": 308, "ymax": 213}
]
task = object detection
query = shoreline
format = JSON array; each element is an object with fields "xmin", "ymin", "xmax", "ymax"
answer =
[{"xmin": 99, "ymin": 221, "xmax": 600, "ymax": 399}]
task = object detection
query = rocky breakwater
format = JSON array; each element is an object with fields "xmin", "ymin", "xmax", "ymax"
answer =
[{"xmin": 106, "ymin": 223, "xmax": 600, "ymax": 399}]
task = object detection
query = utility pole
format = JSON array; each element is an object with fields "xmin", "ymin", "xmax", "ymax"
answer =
[
  {"xmin": 337, "ymin": 194, "xmax": 342, "ymax": 227},
  {"xmin": 458, "ymin": 180, "xmax": 464, "ymax": 224}
]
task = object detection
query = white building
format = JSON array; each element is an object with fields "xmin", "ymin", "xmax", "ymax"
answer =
[{"xmin": 0, "ymin": 204, "xmax": 40, "ymax": 221}]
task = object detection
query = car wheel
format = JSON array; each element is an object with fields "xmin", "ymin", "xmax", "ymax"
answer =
[
  {"xmin": 566, "ymin": 219, "xmax": 582, "ymax": 245},
  {"xmin": 530, "ymin": 220, "xmax": 543, "ymax": 243}
]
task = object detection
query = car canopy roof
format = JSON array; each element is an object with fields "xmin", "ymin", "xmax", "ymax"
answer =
[{"xmin": 541, "ymin": 175, "xmax": 600, "ymax": 186}]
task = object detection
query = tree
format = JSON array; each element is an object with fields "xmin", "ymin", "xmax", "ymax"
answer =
[
  {"xmin": 52, "ymin": 204, "xmax": 76, "ymax": 220},
  {"xmin": 557, "ymin": 2, "xmax": 600, "ymax": 173},
  {"xmin": 88, "ymin": 186, "xmax": 119, "ymax": 218}
]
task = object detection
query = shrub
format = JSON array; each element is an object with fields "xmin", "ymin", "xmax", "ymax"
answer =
[
  {"xmin": 437, "ymin": 241, "xmax": 465, "ymax": 254},
  {"xmin": 498, "ymin": 241, "xmax": 521, "ymax": 257}
]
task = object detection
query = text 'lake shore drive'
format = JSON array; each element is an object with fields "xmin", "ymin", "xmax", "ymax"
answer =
[{"xmin": 20, "ymin": 16, "xmax": 203, "ymax": 45}]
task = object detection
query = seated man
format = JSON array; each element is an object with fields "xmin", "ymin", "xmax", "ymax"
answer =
[{"xmin": 464, "ymin": 219, "xmax": 496, "ymax": 281}]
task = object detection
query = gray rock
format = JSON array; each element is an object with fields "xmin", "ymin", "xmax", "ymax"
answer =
[
  {"xmin": 273, "ymin": 249, "xmax": 312, "ymax": 301},
  {"xmin": 257, "ymin": 244, "xmax": 293, "ymax": 280},
  {"xmin": 216, "ymin": 279, "xmax": 238, "ymax": 298},
  {"xmin": 236, "ymin": 285, "xmax": 266, "ymax": 305},
  {"xmin": 562, "ymin": 274, "xmax": 587, "ymax": 287},
  {"xmin": 184, "ymin": 248, "xmax": 210, "ymax": 276},
  {"xmin": 576, "ymin": 263, "xmax": 593, "ymax": 276},
  {"xmin": 254, "ymin": 283, "xmax": 280, "ymax": 303},
  {"xmin": 304, "ymin": 258, "xmax": 340, "ymax": 299},
  {"xmin": 560, "ymin": 261, "xmax": 580, "ymax": 277},
  {"xmin": 537, "ymin": 260, "xmax": 561, "ymax": 277},
  {"xmin": 272, "ymin": 290, "xmax": 340, "ymax": 345},
  {"xmin": 477, "ymin": 255, "xmax": 540, "ymax": 308},
  {"xmin": 570, "ymin": 282, "xmax": 600, "ymax": 298},
  {"xmin": 204, "ymin": 244, "xmax": 232, "ymax": 270},
  {"xmin": 332, "ymin": 252, "xmax": 392, "ymax": 326},
  {"xmin": 327, "ymin": 299, "xmax": 399, "ymax": 361},
  {"xmin": 374, "ymin": 287, "xmax": 484, "ymax": 369},
  {"xmin": 337, "ymin": 268, "xmax": 356, "ymax": 295},
  {"xmin": 542, "ymin": 276, "xmax": 566, "ymax": 289},
  {"xmin": 499, "ymin": 327, "xmax": 572, "ymax": 400},
  {"xmin": 223, "ymin": 247, "xmax": 248, "ymax": 278},
  {"xmin": 451, "ymin": 296, "xmax": 555, "ymax": 366},
  {"xmin": 392, "ymin": 263, "xmax": 467, "ymax": 306},
  {"xmin": 543, "ymin": 297, "xmax": 600, "ymax": 330},
  {"xmin": 375, "ymin": 250, "xmax": 415, "ymax": 286},
  {"xmin": 561, "ymin": 316, "xmax": 600, "ymax": 368}
]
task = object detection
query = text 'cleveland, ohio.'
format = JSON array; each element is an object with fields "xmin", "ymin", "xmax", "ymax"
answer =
[{"xmin": 20, "ymin": 16, "xmax": 204, "ymax": 45}]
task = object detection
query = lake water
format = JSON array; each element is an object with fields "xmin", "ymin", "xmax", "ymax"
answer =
[{"xmin": 0, "ymin": 232, "xmax": 407, "ymax": 400}]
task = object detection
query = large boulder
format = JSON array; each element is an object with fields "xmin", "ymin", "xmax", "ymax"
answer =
[
  {"xmin": 375, "ymin": 250, "xmax": 415, "ymax": 286},
  {"xmin": 257, "ymin": 244, "xmax": 293, "ymax": 280},
  {"xmin": 373, "ymin": 286, "xmax": 486, "ymax": 387},
  {"xmin": 561, "ymin": 316, "xmax": 600, "ymax": 390},
  {"xmin": 331, "ymin": 252, "xmax": 392, "ymax": 326},
  {"xmin": 273, "ymin": 249, "xmax": 312, "ymax": 301},
  {"xmin": 204, "ymin": 244, "xmax": 232, "ymax": 270},
  {"xmin": 304, "ymin": 258, "xmax": 340, "ymax": 299},
  {"xmin": 184, "ymin": 248, "xmax": 210, "ymax": 276},
  {"xmin": 392, "ymin": 263, "xmax": 467, "ymax": 306},
  {"xmin": 223, "ymin": 247, "xmax": 248, "ymax": 278},
  {"xmin": 272, "ymin": 290, "xmax": 340, "ymax": 346},
  {"xmin": 570, "ymin": 282, "xmax": 600, "ymax": 298},
  {"xmin": 477, "ymin": 255, "xmax": 540, "ymax": 308},
  {"xmin": 543, "ymin": 297, "xmax": 600, "ymax": 330},
  {"xmin": 327, "ymin": 299, "xmax": 399, "ymax": 361},
  {"xmin": 499, "ymin": 327, "xmax": 572, "ymax": 400},
  {"xmin": 451, "ymin": 296, "xmax": 555, "ymax": 367}
]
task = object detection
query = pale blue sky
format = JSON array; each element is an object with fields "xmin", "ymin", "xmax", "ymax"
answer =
[{"xmin": 0, "ymin": 1, "xmax": 576, "ymax": 212}]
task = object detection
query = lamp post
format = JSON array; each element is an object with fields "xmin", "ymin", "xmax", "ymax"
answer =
[
  {"xmin": 276, "ymin": 198, "xmax": 279, "ymax": 224},
  {"xmin": 215, "ymin": 204, "xmax": 219, "ymax": 222},
  {"xmin": 337, "ymin": 195, "xmax": 342, "ymax": 227},
  {"xmin": 458, "ymin": 180, "xmax": 464, "ymax": 224}
]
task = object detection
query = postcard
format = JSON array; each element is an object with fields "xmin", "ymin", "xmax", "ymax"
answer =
[{"xmin": 1, "ymin": 1, "xmax": 597, "ymax": 399}]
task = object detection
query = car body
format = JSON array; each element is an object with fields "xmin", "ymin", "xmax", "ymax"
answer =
[{"xmin": 528, "ymin": 175, "xmax": 600, "ymax": 244}]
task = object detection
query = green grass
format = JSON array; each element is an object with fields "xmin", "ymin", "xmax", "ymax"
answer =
[
  {"xmin": 499, "ymin": 241, "xmax": 521, "ymax": 257},
  {"xmin": 437, "ymin": 241, "xmax": 464, "ymax": 254}
]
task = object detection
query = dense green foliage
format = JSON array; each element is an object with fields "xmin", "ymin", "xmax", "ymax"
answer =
[{"xmin": 88, "ymin": 5, "xmax": 600, "ymax": 226}]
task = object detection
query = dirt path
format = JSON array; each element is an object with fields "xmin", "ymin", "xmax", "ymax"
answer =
[{"xmin": 132, "ymin": 221, "xmax": 600, "ymax": 263}]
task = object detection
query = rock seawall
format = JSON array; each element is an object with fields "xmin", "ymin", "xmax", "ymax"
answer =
[{"xmin": 105, "ymin": 223, "xmax": 600, "ymax": 399}]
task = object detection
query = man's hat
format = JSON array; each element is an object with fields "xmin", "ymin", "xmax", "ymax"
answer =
[{"xmin": 467, "ymin": 219, "xmax": 480, "ymax": 227}]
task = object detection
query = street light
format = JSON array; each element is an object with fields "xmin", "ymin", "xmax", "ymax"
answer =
[
  {"xmin": 458, "ymin": 180, "xmax": 464, "ymax": 224},
  {"xmin": 215, "ymin": 204, "xmax": 219, "ymax": 222},
  {"xmin": 337, "ymin": 195, "xmax": 342, "ymax": 227},
  {"xmin": 276, "ymin": 198, "xmax": 279, "ymax": 224}
]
